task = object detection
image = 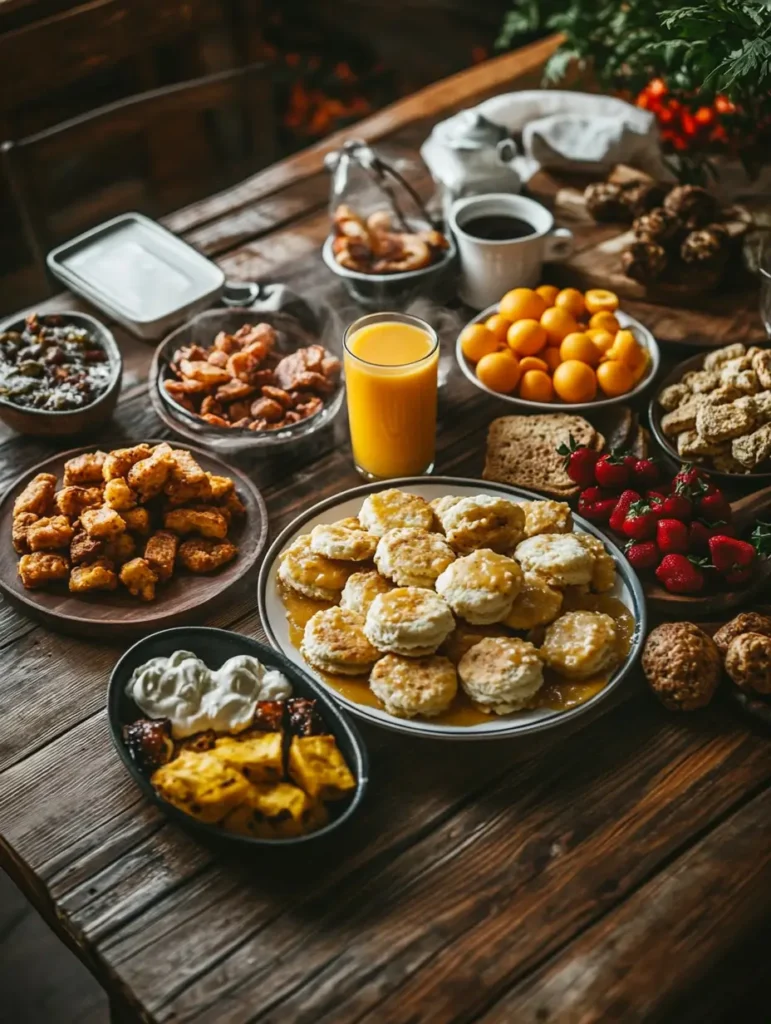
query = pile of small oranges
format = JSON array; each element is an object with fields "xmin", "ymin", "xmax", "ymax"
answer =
[{"xmin": 460, "ymin": 285, "xmax": 649, "ymax": 404}]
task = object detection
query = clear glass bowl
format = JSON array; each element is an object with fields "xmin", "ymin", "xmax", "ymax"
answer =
[{"xmin": 150, "ymin": 307, "xmax": 345, "ymax": 454}]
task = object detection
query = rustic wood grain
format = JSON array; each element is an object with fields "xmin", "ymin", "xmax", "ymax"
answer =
[{"xmin": 0, "ymin": 43, "xmax": 769, "ymax": 1024}]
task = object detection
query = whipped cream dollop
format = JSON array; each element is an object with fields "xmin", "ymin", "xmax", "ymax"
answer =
[{"xmin": 126, "ymin": 649, "xmax": 292, "ymax": 738}]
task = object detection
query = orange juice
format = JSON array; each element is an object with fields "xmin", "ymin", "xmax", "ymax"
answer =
[{"xmin": 344, "ymin": 313, "xmax": 439, "ymax": 479}]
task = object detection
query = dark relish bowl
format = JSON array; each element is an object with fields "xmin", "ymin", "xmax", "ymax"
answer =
[{"xmin": 0, "ymin": 310, "xmax": 122, "ymax": 437}]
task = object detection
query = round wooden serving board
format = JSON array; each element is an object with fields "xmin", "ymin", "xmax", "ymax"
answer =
[{"xmin": 0, "ymin": 441, "xmax": 268, "ymax": 638}]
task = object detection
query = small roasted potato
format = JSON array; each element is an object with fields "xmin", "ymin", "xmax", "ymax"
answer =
[
  {"xmin": 69, "ymin": 559, "xmax": 118, "ymax": 593},
  {"xmin": 103, "ymin": 477, "xmax": 137, "ymax": 511},
  {"xmin": 104, "ymin": 532, "xmax": 137, "ymax": 566},
  {"xmin": 127, "ymin": 443, "xmax": 174, "ymax": 501},
  {"xmin": 63, "ymin": 451, "xmax": 107, "ymax": 486},
  {"xmin": 12, "ymin": 512, "xmax": 38, "ymax": 554},
  {"xmin": 144, "ymin": 530, "xmax": 179, "ymax": 582},
  {"xmin": 179, "ymin": 359, "xmax": 232, "ymax": 386},
  {"xmin": 122, "ymin": 507, "xmax": 151, "ymax": 536},
  {"xmin": 13, "ymin": 473, "xmax": 56, "ymax": 518},
  {"xmin": 164, "ymin": 508, "xmax": 228, "ymax": 539},
  {"xmin": 103, "ymin": 445, "xmax": 153, "ymax": 481},
  {"xmin": 55, "ymin": 485, "xmax": 104, "ymax": 517},
  {"xmin": 18, "ymin": 552, "xmax": 70, "ymax": 589},
  {"xmin": 120, "ymin": 557, "xmax": 158, "ymax": 601},
  {"xmin": 27, "ymin": 515, "xmax": 75, "ymax": 552},
  {"xmin": 177, "ymin": 538, "xmax": 238, "ymax": 573},
  {"xmin": 81, "ymin": 506, "xmax": 126, "ymax": 539}
]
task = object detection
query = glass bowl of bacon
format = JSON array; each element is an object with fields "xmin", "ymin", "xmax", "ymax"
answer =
[{"xmin": 150, "ymin": 308, "xmax": 345, "ymax": 452}]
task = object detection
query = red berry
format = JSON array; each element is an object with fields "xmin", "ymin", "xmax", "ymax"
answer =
[
  {"xmin": 622, "ymin": 500, "xmax": 658, "ymax": 540},
  {"xmin": 625, "ymin": 539, "xmax": 660, "ymax": 570},
  {"xmin": 595, "ymin": 452, "xmax": 631, "ymax": 490},
  {"xmin": 557, "ymin": 435, "xmax": 600, "ymax": 488},
  {"xmin": 578, "ymin": 486, "xmax": 619, "ymax": 523},
  {"xmin": 655, "ymin": 553, "xmax": 706, "ymax": 594},
  {"xmin": 661, "ymin": 488, "xmax": 693, "ymax": 521},
  {"xmin": 673, "ymin": 464, "xmax": 708, "ymax": 491},
  {"xmin": 708, "ymin": 534, "xmax": 756, "ymax": 572},
  {"xmin": 608, "ymin": 489, "xmax": 641, "ymax": 533},
  {"xmin": 698, "ymin": 491, "xmax": 732, "ymax": 524},
  {"xmin": 630, "ymin": 457, "xmax": 660, "ymax": 488},
  {"xmin": 724, "ymin": 565, "xmax": 754, "ymax": 586},
  {"xmin": 689, "ymin": 519, "xmax": 734, "ymax": 553},
  {"xmin": 657, "ymin": 518, "xmax": 690, "ymax": 554}
]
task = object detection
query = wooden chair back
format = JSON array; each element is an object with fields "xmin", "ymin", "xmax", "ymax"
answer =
[{"xmin": 2, "ymin": 61, "xmax": 275, "ymax": 297}]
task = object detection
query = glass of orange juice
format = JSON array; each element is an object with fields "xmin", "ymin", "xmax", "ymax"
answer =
[{"xmin": 344, "ymin": 312, "xmax": 439, "ymax": 480}]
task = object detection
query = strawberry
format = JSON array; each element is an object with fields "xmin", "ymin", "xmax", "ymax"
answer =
[
  {"xmin": 630, "ymin": 457, "xmax": 660, "ymax": 488},
  {"xmin": 697, "ymin": 489, "xmax": 732, "ymax": 524},
  {"xmin": 657, "ymin": 517, "xmax": 690, "ymax": 554},
  {"xmin": 689, "ymin": 519, "xmax": 734, "ymax": 553},
  {"xmin": 557, "ymin": 435, "xmax": 600, "ymax": 488},
  {"xmin": 673, "ymin": 464, "xmax": 709, "ymax": 491},
  {"xmin": 708, "ymin": 534, "xmax": 756, "ymax": 573},
  {"xmin": 622, "ymin": 500, "xmax": 658, "ymax": 540},
  {"xmin": 608, "ymin": 489, "xmax": 641, "ymax": 533},
  {"xmin": 625, "ymin": 539, "xmax": 660, "ymax": 570},
  {"xmin": 724, "ymin": 566, "xmax": 754, "ymax": 586},
  {"xmin": 655, "ymin": 553, "xmax": 706, "ymax": 594},
  {"xmin": 594, "ymin": 451, "xmax": 631, "ymax": 490},
  {"xmin": 660, "ymin": 484, "xmax": 693, "ymax": 521},
  {"xmin": 577, "ymin": 486, "xmax": 618, "ymax": 523}
]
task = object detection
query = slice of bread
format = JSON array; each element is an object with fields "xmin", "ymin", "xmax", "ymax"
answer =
[{"xmin": 483, "ymin": 414, "xmax": 604, "ymax": 498}]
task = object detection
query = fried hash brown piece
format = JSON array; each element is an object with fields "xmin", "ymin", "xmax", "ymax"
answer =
[
  {"xmin": 163, "ymin": 449, "xmax": 212, "ymax": 506},
  {"xmin": 70, "ymin": 528, "xmax": 105, "ymax": 565},
  {"xmin": 206, "ymin": 472, "xmax": 234, "ymax": 500},
  {"xmin": 103, "ymin": 444, "xmax": 153, "ymax": 481},
  {"xmin": 288, "ymin": 735, "xmax": 356, "ymax": 801},
  {"xmin": 177, "ymin": 538, "xmax": 237, "ymax": 573},
  {"xmin": 63, "ymin": 451, "xmax": 106, "ymax": 486},
  {"xmin": 81, "ymin": 506, "xmax": 126, "ymax": 539},
  {"xmin": 127, "ymin": 443, "xmax": 174, "ymax": 501},
  {"xmin": 151, "ymin": 750, "xmax": 250, "ymax": 824},
  {"xmin": 103, "ymin": 532, "xmax": 136, "ymax": 566},
  {"xmin": 18, "ymin": 552, "xmax": 69, "ymax": 588},
  {"xmin": 69, "ymin": 559, "xmax": 118, "ymax": 593},
  {"xmin": 144, "ymin": 530, "xmax": 179, "ymax": 582},
  {"xmin": 286, "ymin": 698, "xmax": 325, "ymax": 737},
  {"xmin": 164, "ymin": 508, "xmax": 228, "ymax": 539},
  {"xmin": 13, "ymin": 473, "xmax": 56, "ymax": 517},
  {"xmin": 119, "ymin": 557, "xmax": 158, "ymax": 601},
  {"xmin": 123, "ymin": 718, "xmax": 174, "ymax": 773},
  {"xmin": 27, "ymin": 515, "xmax": 75, "ymax": 552},
  {"xmin": 12, "ymin": 512, "xmax": 38, "ymax": 554},
  {"xmin": 55, "ymin": 485, "xmax": 104, "ymax": 517},
  {"xmin": 222, "ymin": 782, "xmax": 325, "ymax": 838},
  {"xmin": 103, "ymin": 477, "xmax": 137, "ymax": 511},
  {"xmin": 210, "ymin": 733, "xmax": 284, "ymax": 783},
  {"xmin": 122, "ymin": 507, "xmax": 151, "ymax": 536}
]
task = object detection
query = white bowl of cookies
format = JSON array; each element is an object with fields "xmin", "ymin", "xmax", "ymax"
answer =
[{"xmin": 257, "ymin": 478, "xmax": 646, "ymax": 740}]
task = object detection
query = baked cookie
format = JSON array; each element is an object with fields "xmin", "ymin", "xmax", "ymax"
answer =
[
  {"xmin": 695, "ymin": 401, "xmax": 755, "ymax": 444},
  {"xmin": 725, "ymin": 633, "xmax": 771, "ymax": 694},
  {"xmin": 458, "ymin": 636, "xmax": 543, "ymax": 714},
  {"xmin": 514, "ymin": 533, "xmax": 595, "ymax": 587},
  {"xmin": 540, "ymin": 610, "xmax": 619, "ymax": 680},
  {"xmin": 374, "ymin": 527, "xmax": 455, "ymax": 588},
  {"xmin": 358, "ymin": 489, "xmax": 434, "ymax": 537},
  {"xmin": 302, "ymin": 606, "xmax": 380, "ymax": 675},
  {"xmin": 703, "ymin": 343, "xmax": 746, "ymax": 371},
  {"xmin": 732, "ymin": 423, "xmax": 771, "ymax": 468},
  {"xmin": 369, "ymin": 654, "xmax": 457, "ymax": 718},
  {"xmin": 435, "ymin": 548, "xmax": 522, "ymax": 625},
  {"xmin": 642, "ymin": 621, "xmax": 721, "ymax": 710}
]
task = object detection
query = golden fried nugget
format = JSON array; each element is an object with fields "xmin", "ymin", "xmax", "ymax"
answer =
[
  {"xmin": 63, "ymin": 451, "xmax": 106, "ymax": 486},
  {"xmin": 13, "ymin": 473, "xmax": 56, "ymax": 517},
  {"xmin": 103, "ymin": 477, "xmax": 137, "ymax": 511},
  {"xmin": 70, "ymin": 528, "xmax": 104, "ymax": 565},
  {"xmin": 18, "ymin": 552, "xmax": 69, "ymax": 589},
  {"xmin": 12, "ymin": 512, "xmax": 38, "ymax": 554},
  {"xmin": 103, "ymin": 444, "xmax": 153, "ymax": 481},
  {"xmin": 119, "ymin": 557, "xmax": 158, "ymax": 601},
  {"xmin": 103, "ymin": 533, "xmax": 136, "ymax": 566},
  {"xmin": 54, "ymin": 485, "xmax": 104, "ymax": 517},
  {"xmin": 178, "ymin": 538, "xmax": 237, "ymax": 573},
  {"xmin": 169, "ymin": 448, "xmax": 206, "ymax": 485},
  {"xmin": 206, "ymin": 473, "xmax": 234, "ymax": 500},
  {"xmin": 144, "ymin": 530, "xmax": 179, "ymax": 582},
  {"xmin": 69, "ymin": 559, "xmax": 118, "ymax": 593},
  {"xmin": 220, "ymin": 489, "xmax": 245, "ymax": 518},
  {"xmin": 27, "ymin": 515, "xmax": 75, "ymax": 552},
  {"xmin": 127, "ymin": 443, "xmax": 174, "ymax": 500},
  {"xmin": 81, "ymin": 506, "xmax": 126, "ymax": 539},
  {"xmin": 163, "ymin": 449, "xmax": 213, "ymax": 506},
  {"xmin": 122, "ymin": 507, "xmax": 151, "ymax": 536},
  {"xmin": 163, "ymin": 508, "xmax": 228, "ymax": 539}
]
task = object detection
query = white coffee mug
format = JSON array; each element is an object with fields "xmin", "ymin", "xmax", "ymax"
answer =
[{"xmin": 449, "ymin": 193, "xmax": 574, "ymax": 309}]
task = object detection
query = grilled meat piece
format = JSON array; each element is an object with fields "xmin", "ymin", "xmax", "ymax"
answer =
[
  {"xmin": 286, "ymin": 697, "xmax": 325, "ymax": 737},
  {"xmin": 123, "ymin": 718, "xmax": 174, "ymax": 773}
]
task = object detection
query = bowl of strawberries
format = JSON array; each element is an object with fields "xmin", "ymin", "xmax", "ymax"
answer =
[{"xmin": 559, "ymin": 440, "xmax": 771, "ymax": 613}]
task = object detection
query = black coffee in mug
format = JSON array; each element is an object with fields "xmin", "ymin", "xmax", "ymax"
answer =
[{"xmin": 461, "ymin": 214, "xmax": 536, "ymax": 241}]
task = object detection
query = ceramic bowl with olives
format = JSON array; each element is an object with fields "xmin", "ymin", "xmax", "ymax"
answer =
[{"xmin": 0, "ymin": 311, "xmax": 122, "ymax": 436}]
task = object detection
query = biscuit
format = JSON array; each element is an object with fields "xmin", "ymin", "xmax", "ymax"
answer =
[
  {"xmin": 676, "ymin": 429, "xmax": 724, "ymax": 458},
  {"xmin": 359, "ymin": 489, "xmax": 434, "ymax": 537},
  {"xmin": 712, "ymin": 448, "xmax": 749, "ymax": 474},
  {"xmin": 732, "ymin": 423, "xmax": 771, "ymax": 468},
  {"xmin": 725, "ymin": 633, "xmax": 771, "ymax": 695},
  {"xmin": 658, "ymin": 383, "xmax": 691, "ymax": 411},
  {"xmin": 751, "ymin": 350, "xmax": 771, "ymax": 390},
  {"xmin": 703, "ymin": 384, "xmax": 743, "ymax": 406},
  {"xmin": 703, "ymin": 343, "xmax": 746, "ymax": 371},
  {"xmin": 682, "ymin": 369, "xmax": 720, "ymax": 394},
  {"xmin": 458, "ymin": 637, "xmax": 544, "ymax": 714},
  {"xmin": 339, "ymin": 571, "xmax": 394, "ymax": 615},
  {"xmin": 438, "ymin": 495, "xmax": 525, "ymax": 555},
  {"xmin": 440, "ymin": 624, "xmax": 510, "ymax": 665},
  {"xmin": 435, "ymin": 549, "xmax": 522, "ymax": 625},
  {"xmin": 369, "ymin": 654, "xmax": 457, "ymax": 718},
  {"xmin": 576, "ymin": 534, "xmax": 616, "ymax": 592},
  {"xmin": 365, "ymin": 587, "xmax": 455, "ymax": 656},
  {"xmin": 660, "ymin": 397, "xmax": 705, "ymax": 437},
  {"xmin": 695, "ymin": 401, "xmax": 755, "ymax": 443},
  {"xmin": 752, "ymin": 391, "xmax": 771, "ymax": 424},
  {"xmin": 302, "ymin": 606, "xmax": 380, "ymax": 675},
  {"xmin": 540, "ymin": 610, "xmax": 619, "ymax": 680},
  {"xmin": 502, "ymin": 573, "xmax": 563, "ymax": 630},
  {"xmin": 310, "ymin": 518, "xmax": 377, "ymax": 561},
  {"xmin": 522, "ymin": 499, "xmax": 572, "ymax": 538},
  {"xmin": 430, "ymin": 495, "xmax": 463, "ymax": 529},
  {"xmin": 514, "ymin": 533, "xmax": 594, "ymax": 587},
  {"xmin": 374, "ymin": 527, "xmax": 455, "ymax": 588},
  {"xmin": 730, "ymin": 369, "xmax": 759, "ymax": 395},
  {"xmin": 278, "ymin": 534, "xmax": 352, "ymax": 601}
]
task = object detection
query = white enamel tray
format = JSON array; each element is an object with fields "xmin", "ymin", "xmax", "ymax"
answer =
[{"xmin": 257, "ymin": 477, "xmax": 646, "ymax": 740}]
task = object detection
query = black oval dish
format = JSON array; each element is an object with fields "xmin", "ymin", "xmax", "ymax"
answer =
[{"xmin": 108, "ymin": 626, "xmax": 369, "ymax": 848}]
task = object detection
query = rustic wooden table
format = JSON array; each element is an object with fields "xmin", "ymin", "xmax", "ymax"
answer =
[{"xmin": 1, "ymin": 39, "xmax": 770, "ymax": 1024}]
